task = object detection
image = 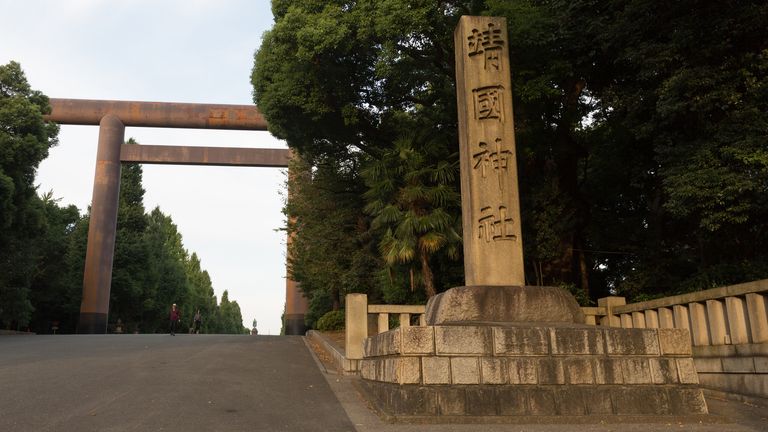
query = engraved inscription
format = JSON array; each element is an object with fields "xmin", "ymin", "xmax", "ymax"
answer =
[
  {"xmin": 467, "ymin": 22, "xmax": 504, "ymax": 70},
  {"xmin": 478, "ymin": 206, "xmax": 517, "ymax": 243},
  {"xmin": 472, "ymin": 137, "xmax": 512, "ymax": 190},
  {"xmin": 473, "ymin": 86, "xmax": 504, "ymax": 122}
]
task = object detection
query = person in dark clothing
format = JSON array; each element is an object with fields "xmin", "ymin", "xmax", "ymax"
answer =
[
  {"xmin": 193, "ymin": 309, "xmax": 202, "ymax": 334},
  {"xmin": 169, "ymin": 304, "xmax": 180, "ymax": 336}
]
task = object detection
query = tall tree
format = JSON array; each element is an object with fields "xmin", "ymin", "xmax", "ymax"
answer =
[
  {"xmin": 253, "ymin": 1, "xmax": 469, "ymax": 319},
  {"xmin": 254, "ymin": 0, "xmax": 768, "ymax": 312},
  {"xmin": 141, "ymin": 207, "xmax": 189, "ymax": 332},
  {"xmin": 109, "ymin": 155, "xmax": 152, "ymax": 332},
  {"xmin": 0, "ymin": 61, "xmax": 59, "ymax": 329},
  {"xmin": 284, "ymin": 154, "xmax": 380, "ymax": 327},
  {"xmin": 27, "ymin": 192, "xmax": 81, "ymax": 333},
  {"xmin": 184, "ymin": 252, "xmax": 218, "ymax": 333}
]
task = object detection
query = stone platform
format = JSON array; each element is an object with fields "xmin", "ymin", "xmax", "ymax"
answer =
[{"xmin": 359, "ymin": 325, "xmax": 708, "ymax": 417}]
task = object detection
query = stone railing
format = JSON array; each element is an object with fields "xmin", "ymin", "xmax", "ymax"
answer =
[
  {"xmin": 590, "ymin": 279, "xmax": 768, "ymax": 346},
  {"xmin": 344, "ymin": 294, "xmax": 426, "ymax": 372}
]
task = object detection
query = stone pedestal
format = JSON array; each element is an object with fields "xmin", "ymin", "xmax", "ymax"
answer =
[
  {"xmin": 359, "ymin": 324, "xmax": 708, "ymax": 418},
  {"xmin": 426, "ymin": 285, "xmax": 586, "ymax": 325}
]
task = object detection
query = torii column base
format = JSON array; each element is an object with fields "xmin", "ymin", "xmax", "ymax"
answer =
[
  {"xmin": 284, "ymin": 314, "xmax": 307, "ymax": 335},
  {"xmin": 77, "ymin": 313, "xmax": 109, "ymax": 334}
]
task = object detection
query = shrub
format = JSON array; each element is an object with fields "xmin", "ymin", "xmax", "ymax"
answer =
[{"xmin": 315, "ymin": 310, "xmax": 345, "ymax": 331}]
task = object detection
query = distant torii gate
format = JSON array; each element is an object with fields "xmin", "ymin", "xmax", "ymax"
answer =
[{"xmin": 45, "ymin": 98, "xmax": 308, "ymax": 335}]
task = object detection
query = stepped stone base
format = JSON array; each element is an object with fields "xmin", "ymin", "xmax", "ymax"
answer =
[
  {"xmin": 359, "ymin": 382, "xmax": 707, "ymax": 417},
  {"xmin": 359, "ymin": 324, "xmax": 708, "ymax": 417}
]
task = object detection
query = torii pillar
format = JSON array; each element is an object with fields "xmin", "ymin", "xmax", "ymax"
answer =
[{"xmin": 46, "ymin": 99, "xmax": 308, "ymax": 334}]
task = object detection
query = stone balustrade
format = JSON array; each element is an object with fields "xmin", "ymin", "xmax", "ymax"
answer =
[
  {"xmin": 344, "ymin": 294, "xmax": 426, "ymax": 372},
  {"xmin": 591, "ymin": 280, "xmax": 768, "ymax": 348}
]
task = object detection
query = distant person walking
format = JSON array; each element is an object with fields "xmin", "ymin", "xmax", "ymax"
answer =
[
  {"xmin": 169, "ymin": 303, "xmax": 180, "ymax": 336},
  {"xmin": 193, "ymin": 309, "xmax": 202, "ymax": 334}
]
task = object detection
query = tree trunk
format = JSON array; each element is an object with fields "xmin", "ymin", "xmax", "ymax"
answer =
[{"xmin": 420, "ymin": 252, "xmax": 436, "ymax": 298}]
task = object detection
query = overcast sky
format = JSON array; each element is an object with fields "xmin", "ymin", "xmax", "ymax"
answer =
[{"xmin": 1, "ymin": 0, "xmax": 287, "ymax": 335}]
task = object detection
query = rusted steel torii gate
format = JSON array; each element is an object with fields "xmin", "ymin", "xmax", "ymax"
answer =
[{"xmin": 44, "ymin": 98, "xmax": 308, "ymax": 335}]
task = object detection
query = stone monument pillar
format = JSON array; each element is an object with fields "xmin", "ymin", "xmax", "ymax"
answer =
[
  {"xmin": 425, "ymin": 16, "xmax": 585, "ymax": 326},
  {"xmin": 455, "ymin": 16, "xmax": 524, "ymax": 287}
]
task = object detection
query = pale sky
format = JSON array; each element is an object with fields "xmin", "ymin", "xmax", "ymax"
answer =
[{"xmin": 0, "ymin": 0, "xmax": 287, "ymax": 335}]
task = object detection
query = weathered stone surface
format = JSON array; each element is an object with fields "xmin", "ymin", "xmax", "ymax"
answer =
[
  {"xmin": 360, "ymin": 359, "xmax": 375, "ymax": 380},
  {"xmin": 550, "ymin": 327, "xmax": 605, "ymax": 355},
  {"xmin": 401, "ymin": 326, "xmax": 435, "ymax": 355},
  {"xmin": 466, "ymin": 387, "xmax": 498, "ymax": 415},
  {"xmin": 585, "ymin": 387, "xmax": 615, "ymax": 415},
  {"xmin": 528, "ymin": 388, "xmax": 557, "ymax": 415},
  {"xmin": 611, "ymin": 387, "xmax": 670, "ymax": 415},
  {"xmin": 480, "ymin": 357, "xmax": 506, "ymax": 384},
  {"xmin": 649, "ymin": 358, "xmax": 679, "ymax": 384},
  {"xmin": 594, "ymin": 358, "xmax": 623, "ymax": 384},
  {"xmin": 754, "ymin": 356, "xmax": 768, "ymax": 373},
  {"xmin": 507, "ymin": 358, "xmax": 538, "ymax": 384},
  {"xmin": 537, "ymin": 359, "xmax": 565, "ymax": 384},
  {"xmin": 393, "ymin": 386, "xmax": 438, "ymax": 415},
  {"xmin": 555, "ymin": 388, "xmax": 587, "ymax": 415},
  {"xmin": 677, "ymin": 358, "xmax": 700, "ymax": 384},
  {"xmin": 346, "ymin": 294, "xmax": 368, "ymax": 360},
  {"xmin": 361, "ymin": 382, "xmax": 709, "ymax": 417},
  {"xmin": 435, "ymin": 325, "xmax": 492, "ymax": 355},
  {"xmin": 621, "ymin": 358, "xmax": 652, "ymax": 384},
  {"xmin": 699, "ymin": 372, "xmax": 768, "ymax": 400},
  {"xmin": 425, "ymin": 285, "xmax": 586, "ymax": 325},
  {"xmin": 667, "ymin": 388, "xmax": 708, "ymax": 414},
  {"xmin": 496, "ymin": 387, "xmax": 528, "ymax": 415},
  {"xmin": 605, "ymin": 328, "xmax": 661, "ymax": 356},
  {"xmin": 360, "ymin": 324, "xmax": 709, "ymax": 418},
  {"xmin": 365, "ymin": 329, "xmax": 401, "ymax": 357},
  {"xmin": 422, "ymin": 356, "xmax": 451, "ymax": 384},
  {"xmin": 363, "ymin": 383, "xmax": 438, "ymax": 416},
  {"xmin": 658, "ymin": 328, "xmax": 693, "ymax": 356},
  {"xmin": 693, "ymin": 357, "xmax": 723, "ymax": 373},
  {"xmin": 451, "ymin": 357, "xmax": 480, "ymax": 384},
  {"xmin": 437, "ymin": 387, "xmax": 466, "ymax": 415},
  {"xmin": 722, "ymin": 357, "xmax": 756, "ymax": 373},
  {"xmin": 563, "ymin": 358, "xmax": 595, "ymax": 384},
  {"xmin": 382, "ymin": 358, "xmax": 395, "ymax": 382},
  {"xmin": 396, "ymin": 357, "xmax": 422, "ymax": 384},
  {"xmin": 494, "ymin": 326, "xmax": 549, "ymax": 355}
]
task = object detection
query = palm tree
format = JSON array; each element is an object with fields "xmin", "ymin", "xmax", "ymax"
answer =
[{"xmin": 362, "ymin": 132, "xmax": 461, "ymax": 298}]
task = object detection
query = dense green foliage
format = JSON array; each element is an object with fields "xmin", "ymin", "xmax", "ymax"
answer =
[
  {"xmin": 253, "ymin": 0, "xmax": 768, "ymax": 324},
  {"xmin": 315, "ymin": 309, "xmax": 345, "ymax": 331},
  {"xmin": 0, "ymin": 62, "xmax": 248, "ymax": 333},
  {"xmin": 0, "ymin": 61, "xmax": 60, "ymax": 328}
]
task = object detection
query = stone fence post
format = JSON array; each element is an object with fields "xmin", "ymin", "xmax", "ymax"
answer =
[
  {"xmin": 597, "ymin": 296, "xmax": 626, "ymax": 327},
  {"xmin": 345, "ymin": 294, "xmax": 368, "ymax": 361}
]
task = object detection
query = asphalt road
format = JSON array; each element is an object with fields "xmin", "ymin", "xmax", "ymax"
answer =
[
  {"xmin": 0, "ymin": 334, "xmax": 356, "ymax": 432},
  {"xmin": 1, "ymin": 334, "xmax": 765, "ymax": 432}
]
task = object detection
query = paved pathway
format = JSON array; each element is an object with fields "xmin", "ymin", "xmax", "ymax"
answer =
[
  {"xmin": 0, "ymin": 334, "xmax": 356, "ymax": 431},
  {"xmin": 1, "ymin": 334, "xmax": 765, "ymax": 431}
]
